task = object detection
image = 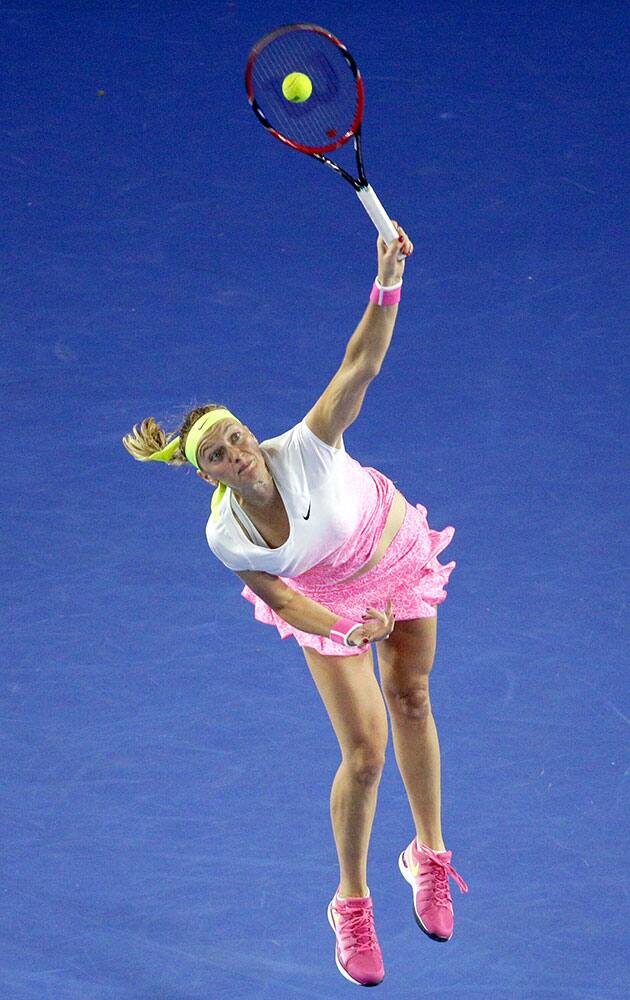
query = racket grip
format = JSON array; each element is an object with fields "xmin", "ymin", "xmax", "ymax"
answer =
[{"xmin": 356, "ymin": 184, "xmax": 399, "ymax": 243}]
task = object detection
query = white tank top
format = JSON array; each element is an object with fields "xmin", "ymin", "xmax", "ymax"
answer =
[{"xmin": 205, "ymin": 418, "xmax": 371, "ymax": 575}]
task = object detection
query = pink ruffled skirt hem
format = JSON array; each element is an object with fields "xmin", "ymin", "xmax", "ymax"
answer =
[{"xmin": 240, "ymin": 500, "xmax": 456, "ymax": 658}]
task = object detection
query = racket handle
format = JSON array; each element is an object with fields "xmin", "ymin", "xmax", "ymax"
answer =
[{"xmin": 356, "ymin": 184, "xmax": 399, "ymax": 243}]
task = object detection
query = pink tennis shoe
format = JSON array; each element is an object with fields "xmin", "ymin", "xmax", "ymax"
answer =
[
  {"xmin": 398, "ymin": 839, "xmax": 469, "ymax": 942},
  {"xmin": 327, "ymin": 889, "xmax": 385, "ymax": 987}
]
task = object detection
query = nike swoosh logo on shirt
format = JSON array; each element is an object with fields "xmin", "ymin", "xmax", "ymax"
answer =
[{"xmin": 303, "ymin": 502, "xmax": 311, "ymax": 520}]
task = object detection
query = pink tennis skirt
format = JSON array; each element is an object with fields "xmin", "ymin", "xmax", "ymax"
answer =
[{"xmin": 240, "ymin": 498, "xmax": 456, "ymax": 658}]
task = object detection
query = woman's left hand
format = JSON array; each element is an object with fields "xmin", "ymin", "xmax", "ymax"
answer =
[
  {"xmin": 354, "ymin": 599, "xmax": 396, "ymax": 645},
  {"xmin": 377, "ymin": 221, "xmax": 414, "ymax": 287}
]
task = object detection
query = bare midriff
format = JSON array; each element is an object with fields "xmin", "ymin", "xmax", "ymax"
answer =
[{"xmin": 337, "ymin": 490, "xmax": 407, "ymax": 583}]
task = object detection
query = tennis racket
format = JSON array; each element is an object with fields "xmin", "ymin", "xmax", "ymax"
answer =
[{"xmin": 245, "ymin": 23, "xmax": 401, "ymax": 248}]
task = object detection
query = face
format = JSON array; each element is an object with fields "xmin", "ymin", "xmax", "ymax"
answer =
[{"xmin": 195, "ymin": 419, "xmax": 263, "ymax": 487}]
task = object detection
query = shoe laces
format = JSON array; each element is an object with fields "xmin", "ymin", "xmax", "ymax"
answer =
[
  {"xmin": 337, "ymin": 905, "xmax": 378, "ymax": 955},
  {"xmin": 429, "ymin": 863, "xmax": 451, "ymax": 906},
  {"xmin": 418, "ymin": 845, "xmax": 469, "ymax": 903}
]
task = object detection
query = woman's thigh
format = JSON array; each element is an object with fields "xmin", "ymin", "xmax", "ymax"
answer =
[
  {"xmin": 375, "ymin": 614, "xmax": 438, "ymax": 701},
  {"xmin": 302, "ymin": 644, "xmax": 389, "ymax": 756}
]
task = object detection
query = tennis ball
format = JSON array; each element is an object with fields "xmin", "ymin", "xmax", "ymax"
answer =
[{"xmin": 282, "ymin": 72, "xmax": 313, "ymax": 103}]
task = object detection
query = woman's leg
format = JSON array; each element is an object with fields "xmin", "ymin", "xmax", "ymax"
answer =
[
  {"xmin": 375, "ymin": 614, "xmax": 445, "ymax": 851},
  {"xmin": 302, "ymin": 644, "xmax": 389, "ymax": 898}
]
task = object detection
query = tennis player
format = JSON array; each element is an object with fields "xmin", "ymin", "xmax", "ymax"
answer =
[{"xmin": 123, "ymin": 223, "xmax": 468, "ymax": 988}]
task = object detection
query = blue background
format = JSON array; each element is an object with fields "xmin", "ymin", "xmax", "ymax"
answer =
[{"xmin": 2, "ymin": 1, "xmax": 628, "ymax": 998}]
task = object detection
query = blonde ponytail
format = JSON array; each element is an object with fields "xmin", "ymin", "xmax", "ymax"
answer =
[
  {"xmin": 122, "ymin": 402, "xmax": 229, "ymax": 468},
  {"xmin": 122, "ymin": 416, "xmax": 185, "ymax": 465}
]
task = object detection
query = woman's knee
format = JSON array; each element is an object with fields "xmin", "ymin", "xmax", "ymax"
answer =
[
  {"xmin": 383, "ymin": 677, "xmax": 432, "ymax": 722},
  {"xmin": 342, "ymin": 743, "xmax": 387, "ymax": 786}
]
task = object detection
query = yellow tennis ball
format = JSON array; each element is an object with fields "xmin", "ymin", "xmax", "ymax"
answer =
[{"xmin": 282, "ymin": 72, "xmax": 313, "ymax": 103}]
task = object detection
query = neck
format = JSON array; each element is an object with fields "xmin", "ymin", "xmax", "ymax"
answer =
[{"xmin": 233, "ymin": 465, "xmax": 279, "ymax": 512}]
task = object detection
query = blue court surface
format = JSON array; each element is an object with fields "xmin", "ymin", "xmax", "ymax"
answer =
[{"xmin": 2, "ymin": 2, "xmax": 628, "ymax": 998}]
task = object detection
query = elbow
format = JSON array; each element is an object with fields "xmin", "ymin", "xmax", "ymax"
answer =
[
  {"xmin": 273, "ymin": 585, "xmax": 295, "ymax": 615},
  {"xmin": 354, "ymin": 358, "xmax": 381, "ymax": 381}
]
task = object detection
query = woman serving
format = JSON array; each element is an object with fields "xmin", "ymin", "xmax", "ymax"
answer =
[{"xmin": 123, "ymin": 224, "xmax": 468, "ymax": 989}]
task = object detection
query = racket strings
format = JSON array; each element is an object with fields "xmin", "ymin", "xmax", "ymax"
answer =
[{"xmin": 250, "ymin": 29, "xmax": 360, "ymax": 151}]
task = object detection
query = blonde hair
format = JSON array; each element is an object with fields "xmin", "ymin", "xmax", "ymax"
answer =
[{"xmin": 122, "ymin": 402, "xmax": 229, "ymax": 467}]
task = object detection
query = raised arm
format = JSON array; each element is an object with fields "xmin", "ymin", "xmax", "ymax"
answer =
[
  {"xmin": 305, "ymin": 222, "xmax": 414, "ymax": 447},
  {"xmin": 343, "ymin": 221, "xmax": 413, "ymax": 376}
]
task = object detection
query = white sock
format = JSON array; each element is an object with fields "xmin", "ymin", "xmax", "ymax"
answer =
[{"xmin": 417, "ymin": 839, "xmax": 446, "ymax": 854}]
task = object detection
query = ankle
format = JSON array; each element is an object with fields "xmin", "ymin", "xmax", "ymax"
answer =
[
  {"xmin": 338, "ymin": 884, "xmax": 370, "ymax": 899},
  {"xmin": 416, "ymin": 836, "xmax": 446, "ymax": 853}
]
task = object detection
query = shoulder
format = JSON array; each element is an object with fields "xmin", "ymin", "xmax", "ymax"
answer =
[
  {"xmin": 260, "ymin": 420, "xmax": 345, "ymax": 462},
  {"xmin": 205, "ymin": 497, "xmax": 245, "ymax": 567},
  {"xmin": 303, "ymin": 416, "xmax": 343, "ymax": 450}
]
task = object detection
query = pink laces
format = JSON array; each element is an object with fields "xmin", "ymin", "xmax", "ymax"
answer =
[
  {"xmin": 337, "ymin": 905, "xmax": 379, "ymax": 955},
  {"xmin": 420, "ymin": 845, "xmax": 469, "ymax": 900}
]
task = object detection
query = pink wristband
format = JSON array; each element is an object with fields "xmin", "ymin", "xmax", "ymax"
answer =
[
  {"xmin": 330, "ymin": 617, "xmax": 364, "ymax": 647},
  {"xmin": 369, "ymin": 276, "xmax": 402, "ymax": 307}
]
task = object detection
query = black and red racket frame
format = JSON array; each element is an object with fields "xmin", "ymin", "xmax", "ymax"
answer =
[{"xmin": 245, "ymin": 22, "xmax": 369, "ymax": 190}]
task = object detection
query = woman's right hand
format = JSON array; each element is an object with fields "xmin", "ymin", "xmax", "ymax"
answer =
[
  {"xmin": 349, "ymin": 599, "xmax": 396, "ymax": 646},
  {"xmin": 377, "ymin": 222, "xmax": 413, "ymax": 287}
]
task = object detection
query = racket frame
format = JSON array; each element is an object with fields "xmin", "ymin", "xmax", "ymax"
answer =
[{"xmin": 245, "ymin": 23, "xmax": 400, "ymax": 246}]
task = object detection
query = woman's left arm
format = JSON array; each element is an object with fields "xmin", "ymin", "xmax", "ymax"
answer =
[{"xmin": 344, "ymin": 222, "xmax": 414, "ymax": 375}]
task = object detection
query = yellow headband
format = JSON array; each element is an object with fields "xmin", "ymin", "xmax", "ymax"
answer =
[
  {"xmin": 146, "ymin": 407, "xmax": 240, "ymax": 520},
  {"xmin": 146, "ymin": 407, "xmax": 240, "ymax": 470}
]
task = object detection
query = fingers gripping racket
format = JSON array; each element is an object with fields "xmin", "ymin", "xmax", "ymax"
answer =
[{"xmin": 245, "ymin": 23, "xmax": 401, "ymax": 248}]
